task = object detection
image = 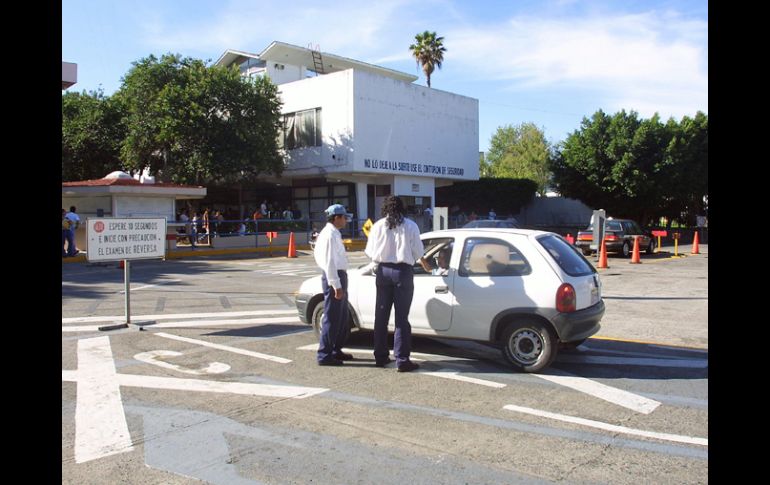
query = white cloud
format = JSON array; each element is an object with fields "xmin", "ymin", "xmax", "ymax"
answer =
[{"xmin": 446, "ymin": 10, "xmax": 707, "ymax": 116}]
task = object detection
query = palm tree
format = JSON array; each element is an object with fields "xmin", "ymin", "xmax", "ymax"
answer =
[{"xmin": 409, "ymin": 31, "xmax": 446, "ymax": 88}]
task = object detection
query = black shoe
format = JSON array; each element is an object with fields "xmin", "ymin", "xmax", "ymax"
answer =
[
  {"xmin": 375, "ymin": 357, "xmax": 394, "ymax": 367},
  {"xmin": 334, "ymin": 351, "xmax": 354, "ymax": 361},
  {"xmin": 318, "ymin": 359, "xmax": 343, "ymax": 366},
  {"xmin": 397, "ymin": 361, "xmax": 420, "ymax": 373}
]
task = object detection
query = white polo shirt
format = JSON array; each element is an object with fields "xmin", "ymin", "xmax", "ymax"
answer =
[
  {"xmin": 365, "ymin": 217, "xmax": 424, "ymax": 265},
  {"xmin": 313, "ymin": 222, "xmax": 349, "ymax": 289}
]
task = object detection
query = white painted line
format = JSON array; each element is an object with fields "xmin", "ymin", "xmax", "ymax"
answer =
[
  {"xmin": 63, "ymin": 309, "xmax": 296, "ymax": 324},
  {"xmin": 74, "ymin": 336, "xmax": 134, "ymax": 463},
  {"xmin": 555, "ymin": 355, "xmax": 707, "ymax": 368},
  {"xmin": 63, "ymin": 316, "xmax": 301, "ymax": 333},
  {"xmin": 134, "ymin": 350, "xmax": 230, "ymax": 375},
  {"xmin": 117, "ymin": 279, "xmax": 182, "ymax": 293},
  {"xmin": 424, "ymin": 369, "xmax": 506, "ymax": 388},
  {"xmin": 154, "ymin": 332, "xmax": 292, "ymax": 363},
  {"xmin": 535, "ymin": 371, "xmax": 661, "ymax": 414},
  {"xmin": 116, "ymin": 374, "xmax": 327, "ymax": 399},
  {"xmin": 502, "ymin": 404, "xmax": 707, "ymax": 447}
]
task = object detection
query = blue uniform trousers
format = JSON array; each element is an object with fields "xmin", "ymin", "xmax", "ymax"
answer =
[
  {"xmin": 317, "ymin": 270, "xmax": 349, "ymax": 363},
  {"xmin": 374, "ymin": 263, "xmax": 414, "ymax": 365}
]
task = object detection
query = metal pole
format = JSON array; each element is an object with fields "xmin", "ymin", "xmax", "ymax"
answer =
[{"xmin": 124, "ymin": 259, "xmax": 131, "ymax": 324}]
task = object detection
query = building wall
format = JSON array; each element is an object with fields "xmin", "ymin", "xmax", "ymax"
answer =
[
  {"xmin": 278, "ymin": 69, "xmax": 478, "ymax": 182},
  {"xmin": 353, "ymin": 70, "xmax": 479, "ymax": 181},
  {"xmin": 278, "ymin": 70, "xmax": 355, "ymax": 173}
]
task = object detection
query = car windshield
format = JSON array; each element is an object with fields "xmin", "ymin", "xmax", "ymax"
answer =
[
  {"xmin": 463, "ymin": 220, "xmax": 518, "ymax": 228},
  {"xmin": 537, "ymin": 234, "xmax": 595, "ymax": 276}
]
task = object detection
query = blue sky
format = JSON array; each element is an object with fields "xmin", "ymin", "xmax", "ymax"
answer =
[{"xmin": 62, "ymin": 0, "xmax": 707, "ymax": 152}]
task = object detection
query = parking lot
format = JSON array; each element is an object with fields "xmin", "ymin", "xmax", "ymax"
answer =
[{"xmin": 62, "ymin": 245, "xmax": 707, "ymax": 484}]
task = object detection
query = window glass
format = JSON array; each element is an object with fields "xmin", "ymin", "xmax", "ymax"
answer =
[
  {"xmin": 281, "ymin": 108, "xmax": 322, "ymax": 150},
  {"xmin": 311, "ymin": 186, "xmax": 327, "ymax": 198},
  {"xmin": 537, "ymin": 234, "xmax": 595, "ymax": 276},
  {"xmin": 293, "ymin": 188, "xmax": 309, "ymax": 198},
  {"xmin": 459, "ymin": 238, "xmax": 531, "ymax": 277},
  {"xmin": 607, "ymin": 221, "xmax": 623, "ymax": 231},
  {"xmin": 333, "ymin": 185, "xmax": 349, "ymax": 196},
  {"xmin": 414, "ymin": 238, "xmax": 454, "ymax": 275}
]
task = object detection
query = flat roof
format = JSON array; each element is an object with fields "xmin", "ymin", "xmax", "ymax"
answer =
[{"xmin": 215, "ymin": 41, "xmax": 418, "ymax": 83}]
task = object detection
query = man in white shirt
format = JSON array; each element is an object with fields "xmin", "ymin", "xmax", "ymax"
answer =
[
  {"xmin": 314, "ymin": 204, "xmax": 354, "ymax": 366},
  {"xmin": 64, "ymin": 206, "xmax": 81, "ymax": 257},
  {"xmin": 365, "ymin": 195, "xmax": 431, "ymax": 372}
]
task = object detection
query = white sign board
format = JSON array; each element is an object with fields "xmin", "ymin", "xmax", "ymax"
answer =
[{"xmin": 86, "ymin": 218, "xmax": 167, "ymax": 262}]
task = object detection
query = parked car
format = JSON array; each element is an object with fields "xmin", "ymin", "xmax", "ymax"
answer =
[
  {"xmin": 463, "ymin": 218, "xmax": 519, "ymax": 229},
  {"xmin": 296, "ymin": 228, "xmax": 604, "ymax": 373},
  {"xmin": 575, "ymin": 218, "xmax": 654, "ymax": 257}
]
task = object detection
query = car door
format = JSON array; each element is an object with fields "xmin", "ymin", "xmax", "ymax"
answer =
[
  {"xmin": 409, "ymin": 238, "xmax": 455, "ymax": 332},
  {"xmin": 623, "ymin": 220, "xmax": 650, "ymax": 248},
  {"xmin": 449, "ymin": 236, "xmax": 537, "ymax": 341},
  {"xmin": 354, "ymin": 238, "xmax": 455, "ymax": 332}
]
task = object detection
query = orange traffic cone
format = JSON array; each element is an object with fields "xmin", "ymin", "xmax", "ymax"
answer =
[
  {"xmin": 565, "ymin": 233, "xmax": 574, "ymax": 245},
  {"xmin": 691, "ymin": 231, "xmax": 700, "ymax": 254},
  {"xmin": 630, "ymin": 236, "xmax": 641, "ymax": 264},
  {"xmin": 597, "ymin": 239, "xmax": 609, "ymax": 269},
  {"xmin": 287, "ymin": 232, "xmax": 297, "ymax": 258}
]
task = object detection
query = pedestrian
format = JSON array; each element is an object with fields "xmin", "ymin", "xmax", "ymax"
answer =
[
  {"xmin": 62, "ymin": 208, "xmax": 71, "ymax": 257},
  {"xmin": 488, "ymin": 208, "xmax": 497, "ymax": 220},
  {"xmin": 365, "ymin": 195, "xmax": 431, "ymax": 372},
  {"xmin": 64, "ymin": 206, "xmax": 81, "ymax": 257},
  {"xmin": 314, "ymin": 204, "xmax": 354, "ymax": 366}
]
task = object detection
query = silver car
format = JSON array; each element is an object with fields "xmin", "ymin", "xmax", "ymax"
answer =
[{"xmin": 296, "ymin": 228, "xmax": 604, "ymax": 373}]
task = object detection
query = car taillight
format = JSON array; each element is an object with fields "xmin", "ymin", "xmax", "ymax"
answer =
[
  {"xmin": 556, "ymin": 283, "xmax": 576, "ymax": 313},
  {"xmin": 604, "ymin": 233, "xmax": 619, "ymax": 241}
]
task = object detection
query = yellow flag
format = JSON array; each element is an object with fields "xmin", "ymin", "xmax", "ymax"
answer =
[{"xmin": 362, "ymin": 218, "xmax": 373, "ymax": 237}]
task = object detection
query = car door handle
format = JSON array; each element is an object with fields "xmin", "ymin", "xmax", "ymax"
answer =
[{"xmin": 435, "ymin": 286, "xmax": 449, "ymax": 294}]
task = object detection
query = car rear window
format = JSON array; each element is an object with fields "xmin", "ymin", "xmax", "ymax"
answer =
[
  {"xmin": 459, "ymin": 238, "xmax": 531, "ymax": 277},
  {"xmin": 537, "ymin": 234, "xmax": 595, "ymax": 276}
]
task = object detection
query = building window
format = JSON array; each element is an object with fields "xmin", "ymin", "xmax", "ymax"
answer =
[{"xmin": 280, "ymin": 108, "xmax": 322, "ymax": 150}]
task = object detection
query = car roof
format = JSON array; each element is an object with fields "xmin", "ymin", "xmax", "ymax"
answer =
[{"xmin": 421, "ymin": 228, "xmax": 553, "ymax": 238}]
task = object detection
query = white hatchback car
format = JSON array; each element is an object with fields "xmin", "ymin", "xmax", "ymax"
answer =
[{"xmin": 296, "ymin": 228, "xmax": 604, "ymax": 372}]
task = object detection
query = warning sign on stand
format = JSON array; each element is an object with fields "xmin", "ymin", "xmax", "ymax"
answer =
[{"xmin": 86, "ymin": 218, "xmax": 167, "ymax": 262}]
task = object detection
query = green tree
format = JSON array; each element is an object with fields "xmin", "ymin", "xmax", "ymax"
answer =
[
  {"xmin": 486, "ymin": 123, "xmax": 552, "ymax": 195},
  {"xmin": 62, "ymin": 89, "xmax": 127, "ymax": 181},
  {"xmin": 479, "ymin": 151, "xmax": 492, "ymax": 177},
  {"xmin": 409, "ymin": 31, "xmax": 446, "ymax": 88},
  {"xmin": 115, "ymin": 53, "xmax": 284, "ymax": 185},
  {"xmin": 551, "ymin": 109, "xmax": 707, "ymax": 226}
]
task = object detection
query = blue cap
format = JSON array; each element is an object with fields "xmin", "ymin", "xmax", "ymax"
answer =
[{"xmin": 325, "ymin": 204, "xmax": 346, "ymax": 217}]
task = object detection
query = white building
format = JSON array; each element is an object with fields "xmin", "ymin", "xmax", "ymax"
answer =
[{"xmin": 215, "ymin": 41, "xmax": 479, "ymax": 226}]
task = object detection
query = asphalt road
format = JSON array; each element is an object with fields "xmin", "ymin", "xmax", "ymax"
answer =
[{"xmin": 62, "ymin": 246, "xmax": 708, "ymax": 484}]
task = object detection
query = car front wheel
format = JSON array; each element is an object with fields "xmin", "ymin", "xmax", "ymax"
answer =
[
  {"xmin": 311, "ymin": 301, "xmax": 324, "ymax": 337},
  {"xmin": 621, "ymin": 241, "xmax": 631, "ymax": 257},
  {"xmin": 501, "ymin": 320, "xmax": 557, "ymax": 373}
]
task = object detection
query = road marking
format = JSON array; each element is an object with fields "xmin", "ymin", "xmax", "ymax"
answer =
[
  {"xmin": 555, "ymin": 355, "xmax": 707, "ymax": 368},
  {"xmin": 503, "ymin": 404, "xmax": 707, "ymax": 447},
  {"xmin": 63, "ymin": 316, "xmax": 301, "ymax": 333},
  {"xmin": 155, "ymin": 332, "xmax": 292, "ymax": 363},
  {"xmin": 134, "ymin": 350, "xmax": 231, "ymax": 375},
  {"xmin": 72, "ymin": 336, "xmax": 134, "ymax": 463},
  {"xmin": 117, "ymin": 279, "xmax": 182, "ymax": 293},
  {"xmin": 535, "ymin": 371, "xmax": 661, "ymax": 414},
  {"xmin": 62, "ymin": 309, "xmax": 296, "ymax": 324},
  {"xmin": 424, "ymin": 369, "xmax": 506, "ymax": 388},
  {"xmin": 63, "ymin": 371, "xmax": 328, "ymax": 399}
]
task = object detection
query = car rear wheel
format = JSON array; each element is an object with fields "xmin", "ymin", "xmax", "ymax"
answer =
[
  {"xmin": 501, "ymin": 320, "xmax": 557, "ymax": 373},
  {"xmin": 621, "ymin": 241, "xmax": 631, "ymax": 257}
]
